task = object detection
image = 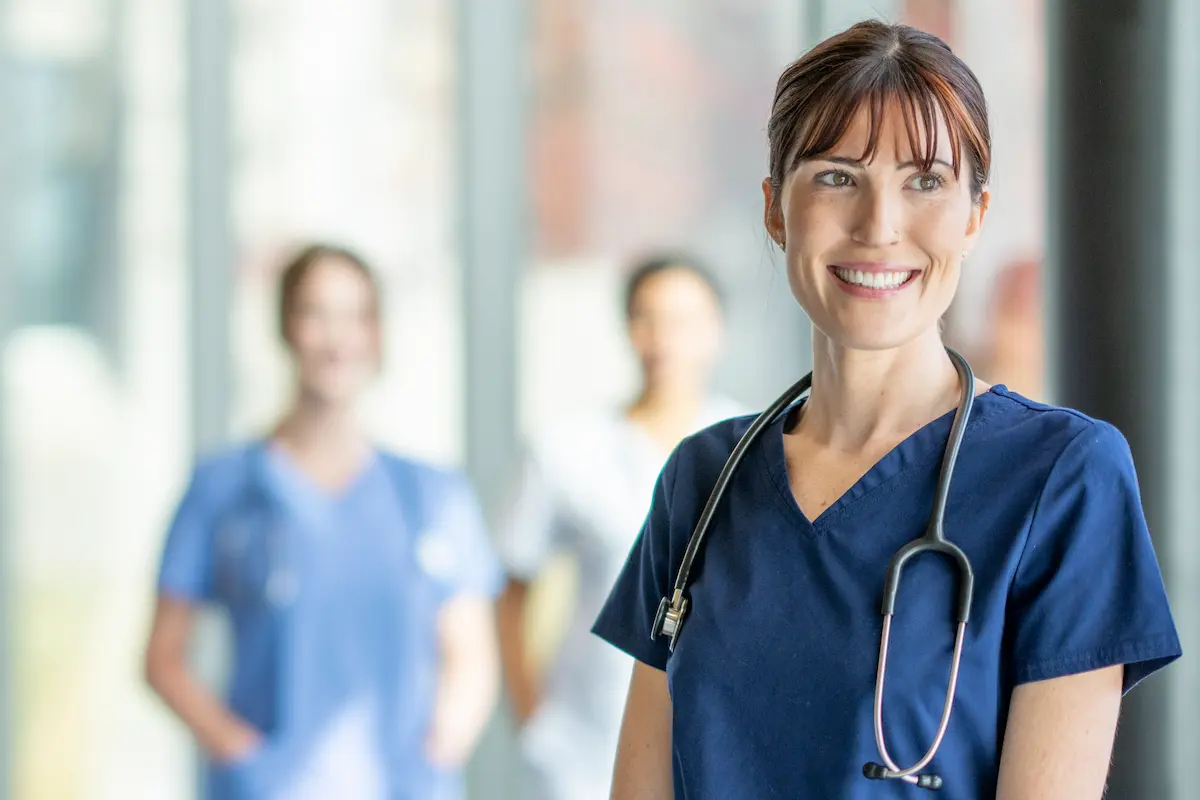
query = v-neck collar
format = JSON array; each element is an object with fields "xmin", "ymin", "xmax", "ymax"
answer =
[
  {"xmin": 258, "ymin": 440, "xmax": 381, "ymax": 520},
  {"xmin": 759, "ymin": 386, "xmax": 1005, "ymax": 534}
]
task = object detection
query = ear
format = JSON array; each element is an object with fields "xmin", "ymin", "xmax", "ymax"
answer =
[
  {"xmin": 964, "ymin": 185, "xmax": 990, "ymax": 252},
  {"xmin": 762, "ymin": 177, "xmax": 785, "ymax": 249}
]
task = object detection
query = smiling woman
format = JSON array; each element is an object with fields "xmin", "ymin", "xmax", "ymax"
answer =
[
  {"xmin": 144, "ymin": 243, "xmax": 504, "ymax": 800},
  {"xmin": 592, "ymin": 19, "xmax": 1181, "ymax": 800},
  {"xmin": 762, "ymin": 22, "xmax": 989, "ymax": 357}
]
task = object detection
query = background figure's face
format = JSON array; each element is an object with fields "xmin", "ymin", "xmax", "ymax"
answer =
[
  {"xmin": 627, "ymin": 267, "xmax": 723, "ymax": 392},
  {"xmin": 285, "ymin": 257, "xmax": 380, "ymax": 406},
  {"xmin": 765, "ymin": 103, "xmax": 987, "ymax": 352}
]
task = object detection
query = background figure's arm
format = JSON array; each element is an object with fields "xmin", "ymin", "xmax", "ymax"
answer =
[
  {"xmin": 426, "ymin": 593, "xmax": 502, "ymax": 767},
  {"xmin": 496, "ymin": 578, "xmax": 540, "ymax": 725},
  {"xmin": 143, "ymin": 596, "xmax": 262, "ymax": 762}
]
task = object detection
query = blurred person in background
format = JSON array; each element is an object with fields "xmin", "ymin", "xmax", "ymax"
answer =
[
  {"xmin": 495, "ymin": 254, "xmax": 743, "ymax": 800},
  {"xmin": 144, "ymin": 243, "xmax": 502, "ymax": 799}
]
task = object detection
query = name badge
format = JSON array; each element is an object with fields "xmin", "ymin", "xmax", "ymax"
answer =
[{"xmin": 416, "ymin": 530, "xmax": 456, "ymax": 581}]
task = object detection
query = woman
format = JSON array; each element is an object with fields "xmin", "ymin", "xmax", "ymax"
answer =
[
  {"xmin": 496, "ymin": 255, "xmax": 743, "ymax": 800},
  {"xmin": 145, "ymin": 244, "xmax": 501, "ymax": 799},
  {"xmin": 593, "ymin": 21, "xmax": 1181, "ymax": 798}
]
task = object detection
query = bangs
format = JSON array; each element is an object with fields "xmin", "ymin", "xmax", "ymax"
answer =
[{"xmin": 786, "ymin": 58, "xmax": 987, "ymax": 181}]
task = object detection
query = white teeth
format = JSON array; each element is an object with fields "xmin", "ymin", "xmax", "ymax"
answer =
[{"xmin": 834, "ymin": 268, "xmax": 912, "ymax": 289}]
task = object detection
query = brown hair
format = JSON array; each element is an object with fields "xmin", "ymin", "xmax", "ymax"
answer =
[
  {"xmin": 277, "ymin": 243, "xmax": 382, "ymax": 344},
  {"xmin": 767, "ymin": 20, "xmax": 991, "ymax": 211},
  {"xmin": 623, "ymin": 252, "xmax": 725, "ymax": 318}
]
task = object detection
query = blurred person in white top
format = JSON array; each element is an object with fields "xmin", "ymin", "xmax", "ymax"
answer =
[{"xmin": 495, "ymin": 254, "xmax": 743, "ymax": 800}]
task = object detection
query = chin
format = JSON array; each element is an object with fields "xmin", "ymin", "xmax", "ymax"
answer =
[
  {"xmin": 815, "ymin": 316, "xmax": 930, "ymax": 354},
  {"xmin": 301, "ymin": 376, "xmax": 370, "ymax": 407}
]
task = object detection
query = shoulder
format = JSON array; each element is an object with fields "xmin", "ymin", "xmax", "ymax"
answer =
[
  {"xmin": 676, "ymin": 412, "xmax": 758, "ymax": 463},
  {"xmin": 184, "ymin": 442, "xmax": 260, "ymax": 504},
  {"xmin": 519, "ymin": 409, "xmax": 631, "ymax": 473},
  {"xmin": 375, "ymin": 449, "xmax": 475, "ymax": 498},
  {"xmin": 662, "ymin": 412, "xmax": 760, "ymax": 506},
  {"xmin": 974, "ymin": 389, "xmax": 1139, "ymax": 519},
  {"xmin": 979, "ymin": 387, "xmax": 1133, "ymax": 469}
]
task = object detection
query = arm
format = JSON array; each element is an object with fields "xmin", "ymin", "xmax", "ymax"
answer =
[
  {"xmin": 610, "ymin": 661, "xmax": 674, "ymax": 800},
  {"xmin": 425, "ymin": 593, "xmax": 501, "ymax": 767},
  {"xmin": 495, "ymin": 577, "xmax": 540, "ymax": 725},
  {"xmin": 996, "ymin": 665, "xmax": 1123, "ymax": 798},
  {"xmin": 143, "ymin": 596, "xmax": 261, "ymax": 762}
]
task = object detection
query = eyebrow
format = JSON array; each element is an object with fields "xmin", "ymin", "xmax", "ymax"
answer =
[{"xmin": 810, "ymin": 155, "xmax": 955, "ymax": 171}]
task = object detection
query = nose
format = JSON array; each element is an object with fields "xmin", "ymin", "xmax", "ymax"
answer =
[{"xmin": 850, "ymin": 186, "xmax": 902, "ymax": 248}]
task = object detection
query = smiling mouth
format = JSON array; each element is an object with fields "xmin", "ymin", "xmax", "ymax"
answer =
[{"xmin": 830, "ymin": 266, "xmax": 918, "ymax": 290}]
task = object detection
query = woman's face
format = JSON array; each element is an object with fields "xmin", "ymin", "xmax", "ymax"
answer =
[
  {"xmin": 627, "ymin": 268, "xmax": 723, "ymax": 391},
  {"xmin": 763, "ymin": 102, "xmax": 988, "ymax": 352},
  {"xmin": 285, "ymin": 257, "xmax": 380, "ymax": 406}
]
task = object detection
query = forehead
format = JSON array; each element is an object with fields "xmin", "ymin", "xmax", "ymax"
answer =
[
  {"xmin": 787, "ymin": 84, "xmax": 970, "ymax": 179},
  {"xmin": 630, "ymin": 268, "xmax": 719, "ymax": 310},
  {"xmin": 825, "ymin": 100, "xmax": 956, "ymax": 162},
  {"xmin": 291, "ymin": 258, "xmax": 376, "ymax": 311}
]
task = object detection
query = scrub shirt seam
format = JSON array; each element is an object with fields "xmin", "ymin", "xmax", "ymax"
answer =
[
  {"xmin": 812, "ymin": 438, "xmax": 952, "ymax": 532},
  {"xmin": 759, "ymin": 427, "xmax": 810, "ymax": 530},
  {"xmin": 1006, "ymin": 422, "xmax": 1097, "ymax": 603},
  {"xmin": 990, "ymin": 387, "xmax": 1097, "ymax": 426},
  {"xmin": 1016, "ymin": 632, "xmax": 1181, "ymax": 682},
  {"xmin": 759, "ymin": 398, "xmax": 997, "ymax": 536}
]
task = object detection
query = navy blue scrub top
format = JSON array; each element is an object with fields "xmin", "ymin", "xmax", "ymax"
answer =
[
  {"xmin": 157, "ymin": 443, "xmax": 502, "ymax": 800},
  {"xmin": 593, "ymin": 385, "xmax": 1181, "ymax": 798}
]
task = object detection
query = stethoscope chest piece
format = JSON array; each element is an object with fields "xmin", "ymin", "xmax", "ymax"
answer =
[{"xmin": 652, "ymin": 592, "xmax": 689, "ymax": 651}]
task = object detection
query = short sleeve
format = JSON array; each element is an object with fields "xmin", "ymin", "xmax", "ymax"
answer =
[
  {"xmin": 494, "ymin": 456, "xmax": 563, "ymax": 580},
  {"xmin": 420, "ymin": 471, "xmax": 505, "ymax": 601},
  {"xmin": 156, "ymin": 467, "xmax": 218, "ymax": 602},
  {"xmin": 1009, "ymin": 422, "xmax": 1181, "ymax": 693},
  {"xmin": 590, "ymin": 449, "xmax": 680, "ymax": 672}
]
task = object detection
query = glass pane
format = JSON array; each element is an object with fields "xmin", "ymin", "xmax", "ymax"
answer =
[{"xmin": 2, "ymin": 0, "xmax": 194, "ymax": 796}]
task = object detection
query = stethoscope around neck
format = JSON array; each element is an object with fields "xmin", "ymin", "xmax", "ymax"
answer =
[{"xmin": 651, "ymin": 347, "xmax": 977, "ymax": 792}]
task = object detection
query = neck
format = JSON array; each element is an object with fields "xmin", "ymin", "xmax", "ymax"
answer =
[
  {"xmin": 799, "ymin": 328, "xmax": 966, "ymax": 450},
  {"xmin": 273, "ymin": 392, "xmax": 365, "ymax": 457}
]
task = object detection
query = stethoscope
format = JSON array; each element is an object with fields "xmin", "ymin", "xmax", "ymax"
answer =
[
  {"xmin": 651, "ymin": 348, "xmax": 976, "ymax": 792},
  {"xmin": 215, "ymin": 500, "xmax": 299, "ymax": 609},
  {"xmin": 213, "ymin": 452, "xmax": 454, "ymax": 612}
]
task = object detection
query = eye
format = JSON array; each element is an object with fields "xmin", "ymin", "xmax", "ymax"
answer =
[
  {"xmin": 908, "ymin": 172, "xmax": 945, "ymax": 192},
  {"xmin": 815, "ymin": 170, "xmax": 854, "ymax": 188}
]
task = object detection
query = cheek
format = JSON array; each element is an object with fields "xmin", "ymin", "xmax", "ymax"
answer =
[
  {"xmin": 783, "ymin": 200, "xmax": 849, "ymax": 284},
  {"xmin": 784, "ymin": 193, "xmax": 844, "ymax": 243},
  {"xmin": 627, "ymin": 324, "xmax": 649, "ymax": 354},
  {"xmin": 350, "ymin": 326, "xmax": 382, "ymax": 366},
  {"xmin": 909, "ymin": 202, "xmax": 973, "ymax": 259},
  {"xmin": 288, "ymin": 323, "xmax": 321, "ymax": 358}
]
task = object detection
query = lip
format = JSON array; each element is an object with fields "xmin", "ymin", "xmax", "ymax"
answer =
[{"xmin": 827, "ymin": 263, "xmax": 920, "ymax": 298}]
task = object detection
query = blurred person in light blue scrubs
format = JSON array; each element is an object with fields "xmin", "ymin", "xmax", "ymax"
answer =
[{"xmin": 145, "ymin": 243, "xmax": 502, "ymax": 800}]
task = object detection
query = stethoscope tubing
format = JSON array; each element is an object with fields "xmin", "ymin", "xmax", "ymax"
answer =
[{"xmin": 652, "ymin": 348, "xmax": 977, "ymax": 792}]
